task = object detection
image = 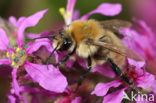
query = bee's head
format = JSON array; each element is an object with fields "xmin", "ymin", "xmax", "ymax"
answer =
[
  {"xmin": 32, "ymin": 27, "xmax": 73, "ymax": 52},
  {"xmin": 53, "ymin": 28, "xmax": 72, "ymax": 52}
]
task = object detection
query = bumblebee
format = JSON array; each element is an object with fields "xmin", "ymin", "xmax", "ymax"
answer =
[{"xmin": 34, "ymin": 19, "xmax": 144, "ymax": 88}]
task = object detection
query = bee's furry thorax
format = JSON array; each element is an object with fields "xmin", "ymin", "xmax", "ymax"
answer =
[{"xmin": 53, "ymin": 19, "xmax": 126, "ymax": 68}]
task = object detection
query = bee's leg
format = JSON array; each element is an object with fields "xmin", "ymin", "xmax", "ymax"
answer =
[
  {"xmin": 76, "ymin": 56, "xmax": 92, "ymax": 90},
  {"xmin": 57, "ymin": 49, "xmax": 75, "ymax": 66},
  {"xmin": 93, "ymin": 55, "xmax": 132, "ymax": 85},
  {"xmin": 106, "ymin": 58, "xmax": 133, "ymax": 85},
  {"xmin": 107, "ymin": 58, "xmax": 142, "ymax": 93}
]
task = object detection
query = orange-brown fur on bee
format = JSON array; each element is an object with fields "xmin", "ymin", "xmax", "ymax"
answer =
[{"xmin": 53, "ymin": 20, "xmax": 126, "ymax": 69}]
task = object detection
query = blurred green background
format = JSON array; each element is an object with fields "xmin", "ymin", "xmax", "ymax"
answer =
[
  {"xmin": 0, "ymin": 0, "xmax": 131, "ymax": 103},
  {"xmin": 0, "ymin": 0, "xmax": 131, "ymax": 33}
]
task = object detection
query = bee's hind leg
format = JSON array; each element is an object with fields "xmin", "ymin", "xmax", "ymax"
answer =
[
  {"xmin": 106, "ymin": 58, "xmax": 142, "ymax": 94},
  {"xmin": 106, "ymin": 58, "xmax": 133, "ymax": 85},
  {"xmin": 75, "ymin": 56, "xmax": 92, "ymax": 91}
]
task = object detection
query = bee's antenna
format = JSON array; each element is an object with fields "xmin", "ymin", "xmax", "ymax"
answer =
[
  {"xmin": 46, "ymin": 43, "xmax": 59, "ymax": 70},
  {"xmin": 32, "ymin": 34, "xmax": 58, "ymax": 40}
]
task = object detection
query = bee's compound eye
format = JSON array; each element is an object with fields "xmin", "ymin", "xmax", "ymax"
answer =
[
  {"xmin": 66, "ymin": 25, "xmax": 70, "ymax": 27},
  {"xmin": 58, "ymin": 37, "xmax": 72, "ymax": 51}
]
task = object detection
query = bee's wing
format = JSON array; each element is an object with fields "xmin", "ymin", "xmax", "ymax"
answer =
[
  {"xmin": 100, "ymin": 19, "xmax": 132, "ymax": 33},
  {"xmin": 89, "ymin": 40, "xmax": 144, "ymax": 61}
]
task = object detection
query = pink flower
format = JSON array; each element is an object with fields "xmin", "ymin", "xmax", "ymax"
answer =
[
  {"xmin": 80, "ymin": 3, "xmax": 122, "ymax": 20},
  {"xmin": 54, "ymin": 81, "xmax": 93, "ymax": 103},
  {"xmin": 8, "ymin": 86, "xmax": 61, "ymax": 103},
  {"xmin": 0, "ymin": 9, "xmax": 67, "ymax": 102},
  {"xmin": 131, "ymin": 0, "xmax": 156, "ymax": 35},
  {"xmin": 119, "ymin": 19, "xmax": 156, "ymax": 102},
  {"xmin": 120, "ymin": 18, "xmax": 156, "ymax": 74},
  {"xmin": 7, "ymin": 94, "xmax": 16, "ymax": 103},
  {"xmin": 71, "ymin": 97, "xmax": 82, "ymax": 103},
  {"xmin": 60, "ymin": 0, "xmax": 77, "ymax": 25},
  {"xmin": 91, "ymin": 59, "xmax": 155, "ymax": 103},
  {"xmin": 59, "ymin": 0, "xmax": 122, "ymax": 25}
]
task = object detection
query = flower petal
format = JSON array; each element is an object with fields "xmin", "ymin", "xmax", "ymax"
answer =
[
  {"xmin": 17, "ymin": 9, "xmax": 48, "ymax": 47},
  {"xmin": 66, "ymin": 0, "xmax": 76, "ymax": 13},
  {"xmin": 137, "ymin": 71, "xmax": 155, "ymax": 89},
  {"xmin": 26, "ymin": 38, "xmax": 59, "ymax": 63},
  {"xmin": 128, "ymin": 58, "xmax": 145, "ymax": 68},
  {"xmin": 92, "ymin": 63, "xmax": 115, "ymax": 78},
  {"xmin": 80, "ymin": 3, "xmax": 122, "ymax": 20},
  {"xmin": 72, "ymin": 10, "xmax": 80, "ymax": 21},
  {"xmin": 0, "ymin": 28, "xmax": 10, "ymax": 50},
  {"xmin": 20, "ymin": 86, "xmax": 59, "ymax": 98},
  {"xmin": 26, "ymin": 33, "xmax": 43, "ymax": 39},
  {"xmin": 102, "ymin": 88, "xmax": 126, "ymax": 103},
  {"xmin": 0, "ymin": 59, "xmax": 11, "ymax": 65},
  {"xmin": 26, "ymin": 38, "xmax": 53, "ymax": 54},
  {"xmin": 91, "ymin": 80, "xmax": 121, "ymax": 96},
  {"xmin": 9, "ymin": 16, "xmax": 17, "ymax": 27},
  {"xmin": 66, "ymin": 0, "xmax": 76, "ymax": 24},
  {"xmin": 17, "ymin": 17, "xmax": 26, "ymax": 27},
  {"xmin": 71, "ymin": 97, "xmax": 82, "ymax": 103},
  {"xmin": 151, "ymin": 78, "xmax": 156, "ymax": 94},
  {"xmin": 8, "ymin": 92, "xmax": 28, "ymax": 103},
  {"xmin": 8, "ymin": 94, "xmax": 16, "ymax": 103},
  {"xmin": 120, "ymin": 19, "xmax": 156, "ymax": 60},
  {"xmin": 26, "ymin": 31, "xmax": 53, "ymax": 39},
  {"xmin": 11, "ymin": 69, "xmax": 20, "ymax": 97},
  {"xmin": 24, "ymin": 62, "xmax": 68, "ymax": 93}
]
